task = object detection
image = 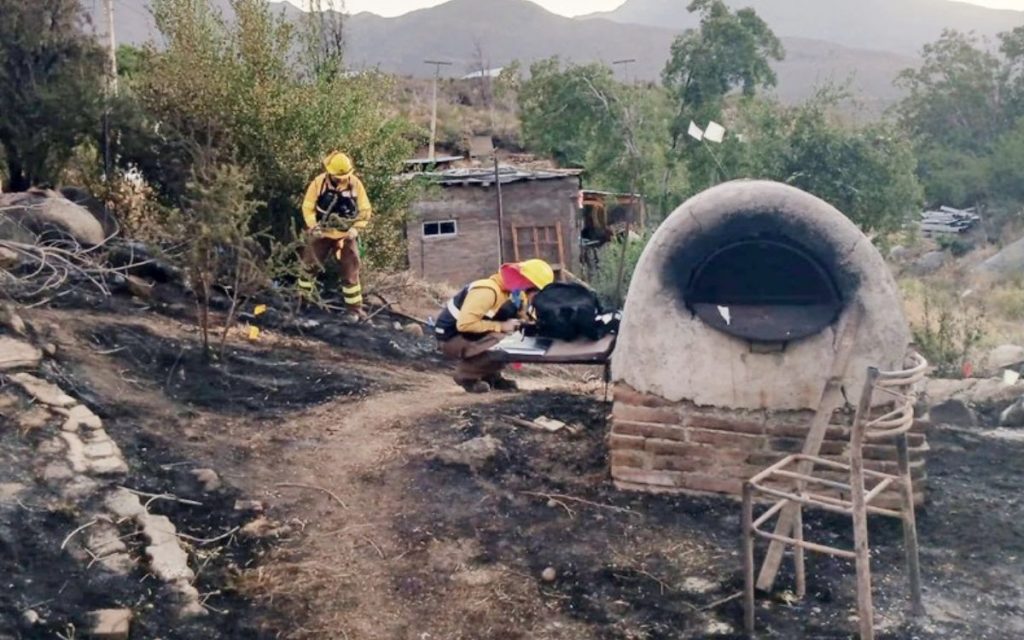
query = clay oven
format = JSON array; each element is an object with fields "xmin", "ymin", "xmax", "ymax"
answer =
[{"xmin": 610, "ymin": 181, "xmax": 927, "ymax": 504}]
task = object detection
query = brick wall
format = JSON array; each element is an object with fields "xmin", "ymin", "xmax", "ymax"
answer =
[
  {"xmin": 610, "ymin": 384, "xmax": 928, "ymax": 507},
  {"xmin": 407, "ymin": 178, "xmax": 580, "ymax": 286}
]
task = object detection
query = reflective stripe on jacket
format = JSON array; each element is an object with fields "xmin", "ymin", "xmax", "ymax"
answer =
[
  {"xmin": 434, "ymin": 275, "xmax": 523, "ymax": 340},
  {"xmin": 301, "ymin": 173, "xmax": 372, "ymax": 238}
]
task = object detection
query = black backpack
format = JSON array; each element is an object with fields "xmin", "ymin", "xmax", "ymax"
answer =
[{"xmin": 529, "ymin": 282, "xmax": 620, "ymax": 341}]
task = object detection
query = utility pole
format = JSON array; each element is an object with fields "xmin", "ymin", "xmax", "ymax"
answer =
[
  {"xmin": 612, "ymin": 58, "xmax": 636, "ymax": 85},
  {"xmin": 423, "ymin": 59, "xmax": 452, "ymax": 161},
  {"xmin": 103, "ymin": 0, "xmax": 119, "ymax": 96}
]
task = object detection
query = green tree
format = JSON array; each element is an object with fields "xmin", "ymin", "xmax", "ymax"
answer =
[
  {"xmin": 0, "ymin": 0, "xmax": 105, "ymax": 190},
  {"xmin": 661, "ymin": 0, "xmax": 783, "ymax": 192},
  {"xmin": 662, "ymin": 0, "xmax": 783, "ymax": 145},
  {"xmin": 518, "ymin": 58, "xmax": 680, "ymax": 208},
  {"xmin": 124, "ymin": 0, "xmax": 416, "ymax": 268},
  {"xmin": 715, "ymin": 91, "xmax": 924, "ymax": 234}
]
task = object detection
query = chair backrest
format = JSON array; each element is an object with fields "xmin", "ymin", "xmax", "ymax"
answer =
[{"xmin": 850, "ymin": 352, "xmax": 928, "ymax": 450}]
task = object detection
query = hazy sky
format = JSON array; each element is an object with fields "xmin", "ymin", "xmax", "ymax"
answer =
[{"xmin": 289, "ymin": 0, "xmax": 1024, "ymax": 17}]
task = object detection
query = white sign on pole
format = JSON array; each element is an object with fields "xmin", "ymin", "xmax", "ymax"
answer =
[{"xmin": 704, "ymin": 121, "xmax": 726, "ymax": 143}]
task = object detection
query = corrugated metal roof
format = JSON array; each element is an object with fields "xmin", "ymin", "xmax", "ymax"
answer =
[{"xmin": 405, "ymin": 166, "xmax": 582, "ymax": 187}]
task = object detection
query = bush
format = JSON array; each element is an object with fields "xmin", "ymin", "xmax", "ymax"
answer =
[
  {"xmin": 912, "ymin": 292, "xmax": 985, "ymax": 378},
  {"xmin": 122, "ymin": 0, "xmax": 417, "ymax": 270},
  {"xmin": 587, "ymin": 232, "xmax": 650, "ymax": 309}
]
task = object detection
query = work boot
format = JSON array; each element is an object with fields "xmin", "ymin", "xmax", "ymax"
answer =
[
  {"xmin": 486, "ymin": 375, "xmax": 519, "ymax": 392},
  {"xmin": 460, "ymin": 380, "xmax": 492, "ymax": 394}
]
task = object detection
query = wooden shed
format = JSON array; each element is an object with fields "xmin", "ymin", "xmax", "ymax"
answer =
[{"xmin": 406, "ymin": 167, "xmax": 582, "ymax": 286}]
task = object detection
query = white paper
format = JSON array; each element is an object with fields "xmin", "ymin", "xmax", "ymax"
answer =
[
  {"xmin": 717, "ymin": 305, "xmax": 731, "ymax": 325},
  {"xmin": 1003, "ymin": 369, "xmax": 1021, "ymax": 386},
  {"xmin": 687, "ymin": 121, "xmax": 704, "ymax": 141},
  {"xmin": 704, "ymin": 121, "xmax": 726, "ymax": 143}
]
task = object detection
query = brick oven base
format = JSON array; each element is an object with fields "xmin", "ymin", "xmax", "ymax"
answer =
[{"xmin": 610, "ymin": 385, "xmax": 927, "ymax": 507}]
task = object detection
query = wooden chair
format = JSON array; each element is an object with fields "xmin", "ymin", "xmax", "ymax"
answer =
[{"xmin": 742, "ymin": 352, "xmax": 928, "ymax": 639}]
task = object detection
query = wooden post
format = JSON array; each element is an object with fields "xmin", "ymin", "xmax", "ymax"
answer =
[
  {"xmin": 850, "ymin": 367, "xmax": 880, "ymax": 640},
  {"xmin": 743, "ymin": 482, "xmax": 756, "ymax": 634},
  {"xmin": 494, "ymin": 156, "xmax": 505, "ymax": 265},
  {"xmin": 757, "ymin": 304, "xmax": 864, "ymax": 590},
  {"xmin": 896, "ymin": 434, "xmax": 925, "ymax": 617},
  {"xmin": 794, "ymin": 505, "xmax": 806, "ymax": 599}
]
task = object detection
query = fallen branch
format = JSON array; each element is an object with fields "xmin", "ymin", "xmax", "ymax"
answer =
[
  {"xmin": 117, "ymin": 485, "xmax": 204, "ymax": 507},
  {"xmin": 521, "ymin": 491, "xmax": 638, "ymax": 516},
  {"xmin": 275, "ymin": 482, "xmax": 348, "ymax": 509},
  {"xmin": 700, "ymin": 591, "xmax": 743, "ymax": 611},
  {"xmin": 61, "ymin": 519, "xmax": 99, "ymax": 550},
  {"xmin": 358, "ymin": 534, "xmax": 385, "ymax": 559},
  {"xmin": 177, "ymin": 526, "xmax": 240, "ymax": 545}
]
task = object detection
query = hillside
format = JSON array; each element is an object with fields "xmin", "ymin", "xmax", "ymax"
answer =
[
  {"xmin": 101, "ymin": 0, "xmax": 915, "ymax": 107},
  {"xmin": 586, "ymin": 0, "xmax": 1024, "ymax": 55}
]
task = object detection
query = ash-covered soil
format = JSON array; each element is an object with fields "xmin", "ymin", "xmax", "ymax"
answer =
[{"xmin": 389, "ymin": 391, "xmax": 1024, "ymax": 640}]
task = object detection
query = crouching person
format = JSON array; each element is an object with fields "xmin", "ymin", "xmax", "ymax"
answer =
[{"xmin": 434, "ymin": 259, "xmax": 554, "ymax": 393}]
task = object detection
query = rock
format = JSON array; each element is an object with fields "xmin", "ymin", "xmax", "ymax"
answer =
[
  {"xmin": 0, "ymin": 189, "xmax": 105, "ymax": 246},
  {"xmin": 974, "ymin": 235, "xmax": 1024, "ymax": 280},
  {"xmin": 17, "ymin": 406, "xmax": 52, "ymax": 431},
  {"xmin": 42, "ymin": 343, "xmax": 57, "ymax": 357},
  {"xmin": 233, "ymin": 499, "xmax": 265, "ymax": 513},
  {"xmin": 60, "ymin": 432, "xmax": 89, "ymax": 473},
  {"xmin": 968, "ymin": 378, "xmax": 1024, "ymax": 405},
  {"xmin": 105, "ymin": 488, "xmax": 146, "ymax": 519},
  {"xmin": 9, "ymin": 373, "xmax": 75, "ymax": 407},
  {"xmin": 979, "ymin": 344, "xmax": 1024, "ymax": 377},
  {"xmin": 86, "ymin": 524, "xmax": 129, "ymax": 557},
  {"xmin": 88, "ymin": 608, "xmax": 132, "ymax": 640},
  {"xmin": 929, "ymin": 398, "xmax": 977, "ymax": 427},
  {"xmin": 140, "ymin": 513, "xmax": 179, "ymax": 547},
  {"xmin": 888, "ymin": 245, "xmax": 909, "ymax": 262},
  {"xmin": 146, "ymin": 542, "xmax": 194, "ymax": 581},
  {"xmin": 403, "ymin": 323, "xmax": 425, "ymax": 337},
  {"xmin": 63, "ymin": 404, "xmax": 103, "ymax": 431},
  {"xmin": 21, "ymin": 609, "xmax": 39, "ymax": 627},
  {"xmin": 0, "ymin": 304, "xmax": 27, "ymax": 336},
  {"xmin": 435, "ymin": 435, "xmax": 504, "ymax": 471},
  {"xmin": 190, "ymin": 468, "xmax": 221, "ymax": 492},
  {"xmin": 84, "ymin": 440, "xmax": 119, "ymax": 459},
  {"xmin": 541, "ymin": 567, "xmax": 557, "ymax": 582},
  {"xmin": 0, "ymin": 336, "xmax": 41, "ymax": 371},
  {"xmin": 88, "ymin": 455, "xmax": 129, "ymax": 476},
  {"xmin": 0, "ymin": 482, "xmax": 26, "ymax": 502},
  {"xmin": 392, "ymin": 321, "xmax": 403, "ymax": 331},
  {"xmin": 912, "ymin": 250, "xmax": 948, "ymax": 275},
  {"xmin": 1000, "ymin": 397, "xmax": 1024, "ymax": 427},
  {"xmin": 681, "ymin": 576, "xmax": 718, "ymax": 593},
  {"xmin": 61, "ymin": 476, "xmax": 100, "ymax": 500},
  {"xmin": 40, "ymin": 462, "xmax": 74, "ymax": 482}
]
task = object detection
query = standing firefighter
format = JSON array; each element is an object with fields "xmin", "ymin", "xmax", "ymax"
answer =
[
  {"xmin": 435, "ymin": 259, "xmax": 555, "ymax": 393},
  {"xmin": 299, "ymin": 151, "xmax": 372, "ymax": 314}
]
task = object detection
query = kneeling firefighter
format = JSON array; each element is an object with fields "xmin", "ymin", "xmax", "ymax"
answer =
[
  {"xmin": 434, "ymin": 259, "xmax": 555, "ymax": 393},
  {"xmin": 299, "ymin": 151, "xmax": 372, "ymax": 314}
]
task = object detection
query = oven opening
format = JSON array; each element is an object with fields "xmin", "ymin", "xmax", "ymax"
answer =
[{"xmin": 684, "ymin": 238, "xmax": 843, "ymax": 342}]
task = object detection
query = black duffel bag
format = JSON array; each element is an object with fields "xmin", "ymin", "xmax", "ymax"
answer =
[{"xmin": 529, "ymin": 282, "xmax": 620, "ymax": 341}]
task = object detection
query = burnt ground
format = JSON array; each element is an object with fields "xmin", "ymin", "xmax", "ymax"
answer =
[
  {"xmin": 383, "ymin": 392, "xmax": 1024, "ymax": 640},
  {"xmin": 4, "ymin": 285, "xmax": 1024, "ymax": 639},
  {"xmin": 0, "ymin": 383, "xmax": 273, "ymax": 639}
]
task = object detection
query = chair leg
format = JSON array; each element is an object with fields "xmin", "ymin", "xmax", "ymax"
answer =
[
  {"xmin": 743, "ymin": 483, "xmax": 756, "ymax": 635},
  {"xmin": 794, "ymin": 504, "xmax": 806, "ymax": 599},
  {"xmin": 896, "ymin": 435, "xmax": 925, "ymax": 617},
  {"xmin": 851, "ymin": 458, "xmax": 875, "ymax": 639}
]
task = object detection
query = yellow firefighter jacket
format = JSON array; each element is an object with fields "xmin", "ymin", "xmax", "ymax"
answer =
[{"xmin": 301, "ymin": 173, "xmax": 372, "ymax": 240}]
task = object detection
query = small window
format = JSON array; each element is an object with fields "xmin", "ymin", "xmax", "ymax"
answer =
[{"xmin": 423, "ymin": 220, "xmax": 457, "ymax": 237}]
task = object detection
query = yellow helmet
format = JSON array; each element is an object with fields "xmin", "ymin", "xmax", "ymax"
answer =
[
  {"xmin": 517, "ymin": 259, "xmax": 555, "ymax": 289},
  {"xmin": 323, "ymin": 151, "xmax": 354, "ymax": 177}
]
